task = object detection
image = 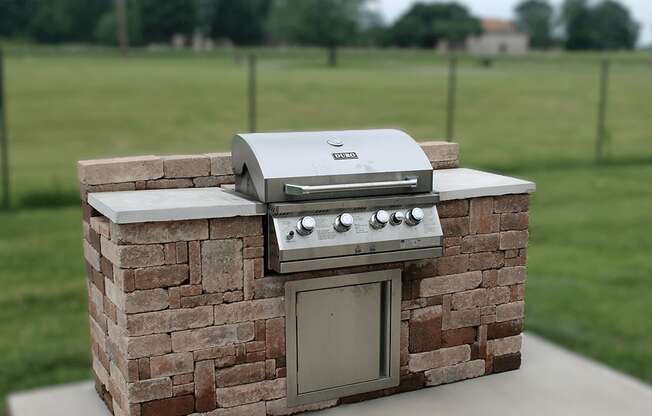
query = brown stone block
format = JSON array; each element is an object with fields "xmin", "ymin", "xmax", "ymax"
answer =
[
  {"xmin": 193, "ymin": 345, "xmax": 235, "ymax": 362},
  {"xmin": 134, "ymin": 264, "xmax": 189, "ymax": 290},
  {"xmin": 193, "ymin": 175, "xmax": 234, "ymax": 187},
  {"xmin": 78, "ymin": 155, "xmax": 163, "ymax": 185},
  {"xmin": 487, "ymin": 286, "xmax": 511, "ymax": 305},
  {"xmin": 141, "ymin": 394, "xmax": 194, "ymax": 416},
  {"xmin": 243, "ymin": 235, "xmax": 264, "ymax": 247},
  {"xmin": 138, "ymin": 358, "xmax": 150, "ymax": 380},
  {"xmin": 419, "ymin": 271, "xmax": 481, "ymax": 297},
  {"xmin": 440, "ymin": 217, "xmax": 469, "ymax": 237},
  {"xmin": 246, "ymin": 351, "xmax": 266, "ymax": 362},
  {"xmin": 84, "ymin": 240, "xmax": 101, "ymax": 271},
  {"xmin": 469, "ymin": 251, "xmax": 504, "ymax": 271},
  {"xmin": 443, "ymin": 245, "xmax": 461, "ymax": 256},
  {"xmin": 114, "ymin": 267, "xmax": 136, "ymax": 293},
  {"xmin": 127, "ymin": 376, "xmax": 172, "ymax": 403},
  {"xmin": 243, "ymin": 246, "xmax": 264, "ymax": 259},
  {"xmin": 255, "ymin": 320, "xmax": 266, "ymax": 341},
  {"xmin": 126, "ymin": 334, "xmax": 172, "ymax": 359},
  {"xmin": 90, "ymin": 216, "xmax": 111, "ymax": 239},
  {"xmin": 265, "ymin": 359, "xmax": 276, "ymax": 379},
  {"xmin": 436, "ymin": 200, "xmax": 469, "ymax": 218},
  {"xmin": 175, "ymin": 242, "xmax": 188, "ymax": 264},
  {"xmin": 162, "ymin": 155, "xmax": 210, "ymax": 178},
  {"xmin": 443, "ymin": 236, "xmax": 462, "ymax": 247},
  {"xmin": 150, "ymin": 352, "xmax": 194, "ymax": 378},
  {"xmin": 172, "ymin": 373, "xmax": 193, "ymax": 385},
  {"xmin": 443, "ymin": 308, "xmax": 481, "ymax": 330},
  {"xmin": 500, "ymin": 212, "xmax": 529, "ymax": 231},
  {"xmin": 215, "ymin": 298, "xmax": 284, "ymax": 325},
  {"xmin": 511, "ymin": 283, "xmax": 526, "ymax": 301},
  {"xmin": 125, "ymin": 306, "xmax": 213, "ymax": 336},
  {"xmin": 100, "ymin": 257, "xmax": 114, "ymax": 281},
  {"xmin": 441, "ymin": 327, "xmax": 476, "ymax": 348},
  {"xmin": 420, "ymin": 141, "xmax": 459, "ymax": 164},
  {"xmin": 206, "ymin": 152, "xmax": 233, "ymax": 176},
  {"xmin": 164, "ymin": 243, "xmax": 176, "ymax": 265},
  {"xmin": 194, "ymin": 360, "xmax": 217, "ymax": 412},
  {"xmin": 432, "ymin": 159, "xmax": 458, "ymax": 169},
  {"xmin": 408, "ymin": 344, "xmax": 470, "ymax": 372},
  {"xmin": 210, "ymin": 216, "xmax": 262, "ymax": 239},
  {"xmin": 482, "ymin": 270, "xmax": 497, "ymax": 288},
  {"xmin": 496, "ymin": 301, "xmax": 524, "ymax": 322},
  {"xmin": 400, "ymin": 321, "xmax": 409, "ymax": 366},
  {"xmin": 111, "ymin": 220, "xmax": 209, "ymax": 245},
  {"xmin": 487, "ymin": 319, "xmax": 523, "ymax": 340},
  {"xmin": 145, "ymin": 178, "xmax": 193, "ymax": 189},
  {"xmin": 246, "ymin": 341, "xmax": 266, "ymax": 353},
  {"xmin": 409, "ymin": 306, "xmax": 442, "ymax": 353},
  {"xmin": 492, "ymin": 352, "xmax": 521, "ymax": 373},
  {"xmin": 461, "ymin": 233, "xmax": 499, "ymax": 253},
  {"xmin": 404, "ymin": 259, "xmax": 437, "ymax": 280},
  {"xmin": 188, "ymin": 241, "xmax": 201, "ymax": 285},
  {"xmin": 171, "ymin": 322, "xmax": 254, "ymax": 352},
  {"xmin": 266, "ymin": 317, "xmax": 285, "ymax": 359},
  {"xmin": 215, "ymin": 361, "xmax": 266, "ymax": 387},
  {"xmin": 435, "ymin": 254, "xmax": 469, "ymax": 275},
  {"xmin": 498, "ymin": 266, "xmax": 526, "ymax": 286},
  {"xmin": 101, "ymin": 237, "xmax": 165, "ymax": 269},
  {"xmin": 216, "ymin": 355, "xmax": 237, "ymax": 369},
  {"xmin": 201, "ymin": 239, "xmax": 243, "ymax": 293},
  {"xmin": 469, "ymin": 197, "xmax": 499, "ymax": 234},
  {"xmin": 172, "ymin": 383, "xmax": 194, "ymax": 397},
  {"xmin": 223, "ymin": 290, "xmax": 244, "ymax": 303},
  {"xmin": 180, "ymin": 293, "xmax": 223, "ymax": 308},
  {"xmin": 216, "ymin": 378, "xmax": 285, "ymax": 408},
  {"xmin": 499, "ymin": 230, "xmax": 529, "ymax": 250},
  {"xmin": 494, "ymin": 195, "xmax": 529, "ymax": 213},
  {"xmin": 452, "ymin": 288, "xmax": 488, "ymax": 310}
]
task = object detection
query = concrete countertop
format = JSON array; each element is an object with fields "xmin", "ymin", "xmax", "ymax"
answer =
[
  {"xmin": 7, "ymin": 334, "xmax": 652, "ymax": 416},
  {"xmin": 433, "ymin": 168, "xmax": 535, "ymax": 201},
  {"xmin": 88, "ymin": 169, "xmax": 535, "ymax": 224},
  {"xmin": 88, "ymin": 187, "xmax": 265, "ymax": 224}
]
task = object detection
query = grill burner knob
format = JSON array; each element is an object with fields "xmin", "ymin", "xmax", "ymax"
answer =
[
  {"xmin": 390, "ymin": 211, "xmax": 405, "ymax": 226},
  {"xmin": 334, "ymin": 213, "xmax": 354, "ymax": 232},
  {"xmin": 296, "ymin": 216, "xmax": 316, "ymax": 236},
  {"xmin": 406, "ymin": 207, "xmax": 425, "ymax": 226},
  {"xmin": 370, "ymin": 210, "xmax": 390, "ymax": 229}
]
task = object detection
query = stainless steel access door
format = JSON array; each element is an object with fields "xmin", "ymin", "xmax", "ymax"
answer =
[{"xmin": 285, "ymin": 270, "xmax": 401, "ymax": 407}]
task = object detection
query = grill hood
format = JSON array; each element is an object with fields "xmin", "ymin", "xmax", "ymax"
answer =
[{"xmin": 231, "ymin": 129, "xmax": 434, "ymax": 203}]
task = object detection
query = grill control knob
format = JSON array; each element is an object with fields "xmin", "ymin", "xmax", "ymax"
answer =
[
  {"xmin": 296, "ymin": 216, "xmax": 316, "ymax": 236},
  {"xmin": 370, "ymin": 210, "xmax": 390, "ymax": 229},
  {"xmin": 406, "ymin": 208, "xmax": 425, "ymax": 226},
  {"xmin": 334, "ymin": 213, "xmax": 354, "ymax": 232},
  {"xmin": 390, "ymin": 211, "xmax": 405, "ymax": 226}
]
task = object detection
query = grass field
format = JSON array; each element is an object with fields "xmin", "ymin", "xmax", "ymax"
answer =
[{"xmin": 1, "ymin": 47, "xmax": 651, "ymax": 411}]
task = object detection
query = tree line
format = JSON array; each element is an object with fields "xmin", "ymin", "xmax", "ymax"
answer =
[{"xmin": 0, "ymin": 0, "xmax": 640, "ymax": 52}]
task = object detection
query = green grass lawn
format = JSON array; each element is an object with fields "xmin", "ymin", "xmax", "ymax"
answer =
[{"xmin": 1, "ymin": 47, "xmax": 651, "ymax": 411}]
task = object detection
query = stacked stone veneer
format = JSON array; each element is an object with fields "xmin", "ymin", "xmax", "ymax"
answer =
[{"xmin": 78, "ymin": 141, "xmax": 530, "ymax": 416}]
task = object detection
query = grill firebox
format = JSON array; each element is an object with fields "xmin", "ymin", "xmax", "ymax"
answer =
[{"xmin": 231, "ymin": 129, "xmax": 444, "ymax": 274}]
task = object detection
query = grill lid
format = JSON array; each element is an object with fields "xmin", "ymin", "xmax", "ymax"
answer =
[{"xmin": 231, "ymin": 129, "xmax": 433, "ymax": 202}]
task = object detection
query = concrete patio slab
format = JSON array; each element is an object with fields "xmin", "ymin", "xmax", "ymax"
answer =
[{"xmin": 6, "ymin": 333, "xmax": 652, "ymax": 416}]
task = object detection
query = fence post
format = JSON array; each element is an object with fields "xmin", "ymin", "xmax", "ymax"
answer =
[
  {"xmin": 248, "ymin": 54, "xmax": 257, "ymax": 133},
  {"xmin": 114, "ymin": 0, "xmax": 129, "ymax": 56},
  {"xmin": 596, "ymin": 59, "xmax": 610, "ymax": 162},
  {"xmin": 0, "ymin": 47, "xmax": 9, "ymax": 210},
  {"xmin": 446, "ymin": 54, "xmax": 457, "ymax": 142}
]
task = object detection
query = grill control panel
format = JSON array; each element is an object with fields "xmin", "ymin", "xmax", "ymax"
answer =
[{"xmin": 267, "ymin": 194, "xmax": 443, "ymax": 273}]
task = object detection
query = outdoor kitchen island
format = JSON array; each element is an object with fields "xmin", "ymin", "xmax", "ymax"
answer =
[{"xmin": 79, "ymin": 132, "xmax": 535, "ymax": 416}]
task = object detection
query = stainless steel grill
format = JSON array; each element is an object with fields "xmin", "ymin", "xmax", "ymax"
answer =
[{"xmin": 232, "ymin": 129, "xmax": 443, "ymax": 274}]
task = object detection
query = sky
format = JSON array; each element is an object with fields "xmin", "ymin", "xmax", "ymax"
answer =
[{"xmin": 373, "ymin": 0, "xmax": 652, "ymax": 46}]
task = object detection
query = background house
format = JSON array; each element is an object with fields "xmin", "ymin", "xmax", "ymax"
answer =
[{"xmin": 468, "ymin": 19, "xmax": 529, "ymax": 55}]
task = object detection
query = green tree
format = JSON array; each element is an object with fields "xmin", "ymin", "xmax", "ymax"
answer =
[
  {"xmin": 515, "ymin": 0, "xmax": 554, "ymax": 49},
  {"xmin": 560, "ymin": 0, "xmax": 639, "ymax": 50},
  {"xmin": 28, "ymin": 0, "xmax": 111, "ymax": 43},
  {"xmin": 0, "ymin": 0, "xmax": 35, "ymax": 37},
  {"xmin": 138, "ymin": 0, "xmax": 196, "ymax": 44},
  {"xmin": 268, "ymin": 0, "xmax": 367, "ymax": 66},
  {"xmin": 206, "ymin": 0, "xmax": 272, "ymax": 45},
  {"xmin": 590, "ymin": 1, "xmax": 638, "ymax": 50},
  {"xmin": 389, "ymin": 2, "xmax": 481, "ymax": 49}
]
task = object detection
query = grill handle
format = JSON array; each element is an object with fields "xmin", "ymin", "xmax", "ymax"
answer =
[{"xmin": 284, "ymin": 178, "xmax": 418, "ymax": 196}]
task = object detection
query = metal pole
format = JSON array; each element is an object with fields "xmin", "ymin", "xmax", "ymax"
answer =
[
  {"xmin": 596, "ymin": 59, "xmax": 609, "ymax": 162},
  {"xmin": 446, "ymin": 54, "xmax": 457, "ymax": 142},
  {"xmin": 115, "ymin": 0, "xmax": 129, "ymax": 56},
  {"xmin": 0, "ymin": 47, "xmax": 9, "ymax": 210},
  {"xmin": 248, "ymin": 54, "xmax": 257, "ymax": 133}
]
